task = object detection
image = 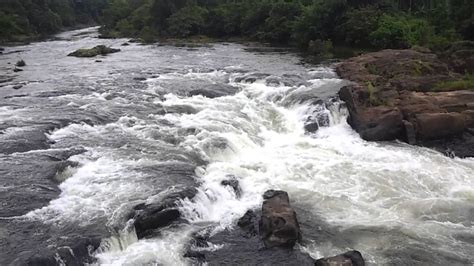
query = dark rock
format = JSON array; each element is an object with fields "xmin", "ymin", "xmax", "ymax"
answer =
[
  {"xmin": 121, "ymin": 42, "xmax": 130, "ymax": 46},
  {"xmin": 133, "ymin": 77, "xmax": 147, "ymax": 81},
  {"xmin": 259, "ymin": 190, "xmax": 301, "ymax": 248},
  {"xmin": 13, "ymin": 84, "xmax": 23, "ymax": 90},
  {"xmin": 16, "ymin": 59, "xmax": 26, "ymax": 67},
  {"xmin": 314, "ymin": 250, "xmax": 365, "ymax": 266},
  {"xmin": 68, "ymin": 45, "xmax": 120, "ymax": 58},
  {"xmin": 13, "ymin": 67, "xmax": 23, "ymax": 72},
  {"xmin": 132, "ymin": 188, "xmax": 197, "ymax": 238},
  {"xmin": 237, "ymin": 210, "xmax": 259, "ymax": 236},
  {"xmin": 304, "ymin": 122, "xmax": 319, "ymax": 133},
  {"xmin": 235, "ymin": 73, "xmax": 271, "ymax": 84},
  {"xmin": 189, "ymin": 84, "xmax": 239, "ymax": 98},
  {"xmin": 95, "ymin": 60, "xmax": 102, "ymax": 63},
  {"xmin": 221, "ymin": 178, "xmax": 241, "ymax": 197}
]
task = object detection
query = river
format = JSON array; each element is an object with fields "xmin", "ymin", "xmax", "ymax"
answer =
[{"xmin": 0, "ymin": 27, "xmax": 473, "ymax": 265}]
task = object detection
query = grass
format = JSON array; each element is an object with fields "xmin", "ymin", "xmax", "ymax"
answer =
[
  {"xmin": 367, "ymin": 81, "xmax": 385, "ymax": 106},
  {"xmin": 434, "ymin": 74, "xmax": 474, "ymax": 91}
]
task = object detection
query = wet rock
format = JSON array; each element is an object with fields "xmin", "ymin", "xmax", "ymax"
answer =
[
  {"xmin": 336, "ymin": 49, "xmax": 474, "ymax": 157},
  {"xmin": 221, "ymin": 178, "xmax": 241, "ymax": 197},
  {"xmin": 304, "ymin": 121, "xmax": 319, "ymax": 133},
  {"xmin": 235, "ymin": 73, "xmax": 271, "ymax": 84},
  {"xmin": 13, "ymin": 67, "xmax": 23, "ymax": 72},
  {"xmin": 189, "ymin": 84, "xmax": 239, "ymax": 98},
  {"xmin": 259, "ymin": 190, "xmax": 301, "ymax": 248},
  {"xmin": 16, "ymin": 60, "xmax": 26, "ymax": 67},
  {"xmin": 314, "ymin": 250, "xmax": 365, "ymax": 266},
  {"xmin": 133, "ymin": 77, "xmax": 147, "ymax": 81},
  {"xmin": 121, "ymin": 42, "xmax": 130, "ymax": 46},
  {"xmin": 95, "ymin": 60, "xmax": 102, "ymax": 63},
  {"xmin": 237, "ymin": 210, "xmax": 259, "ymax": 236},
  {"xmin": 68, "ymin": 45, "xmax": 120, "ymax": 57},
  {"xmin": 132, "ymin": 188, "xmax": 197, "ymax": 238},
  {"xmin": 13, "ymin": 84, "xmax": 23, "ymax": 90}
]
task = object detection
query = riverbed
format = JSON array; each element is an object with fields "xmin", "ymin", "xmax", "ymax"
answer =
[{"xmin": 0, "ymin": 27, "xmax": 473, "ymax": 265}]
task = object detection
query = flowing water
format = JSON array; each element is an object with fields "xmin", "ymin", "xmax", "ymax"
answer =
[{"xmin": 0, "ymin": 27, "xmax": 473, "ymax": 265}]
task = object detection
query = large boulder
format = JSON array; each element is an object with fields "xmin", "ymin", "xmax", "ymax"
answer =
[
  {"xmin": 259, "ymin": 190, "xmax": 301, "ymax": 248},
  {"xmin": 337, "ymin": 49, "xmax": 474, "ymax": 157},
  {"xmin": 68, "ymin": 45, "xmax": 120, "ymax": 57}
]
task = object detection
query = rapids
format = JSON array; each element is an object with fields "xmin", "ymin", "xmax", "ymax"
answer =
[{"xmin": 0, "ymin": 27, "xmax": 473, "ymax": 265}]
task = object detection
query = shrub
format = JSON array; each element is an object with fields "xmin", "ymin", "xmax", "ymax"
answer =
[
  {"xmin": 166, "ymin": 5, "xmax": 208, "ymax": 37},
  {"xmin": 335, "ymin": 6, "xmax": 381, "ymax": 47}
]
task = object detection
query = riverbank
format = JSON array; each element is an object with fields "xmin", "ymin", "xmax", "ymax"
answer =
[{"xmin": 336, "ymin": 42, "xmax": 474, "ymax": 157}]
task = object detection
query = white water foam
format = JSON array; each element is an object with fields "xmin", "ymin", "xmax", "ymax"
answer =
[{"xmin": 22, "ymin": 63, "xmax": 474, "ymax": 265}]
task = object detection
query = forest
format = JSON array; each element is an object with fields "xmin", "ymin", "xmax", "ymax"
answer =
[
  {"xmin": 98, "ymin": 0, "xmax": 474, "ymax": 53},
  {"xmin": 1, "ymin": 0, "xmax": 473, "ymax": 53},
  {"xmin": 0, "ymin": 0, "xmax": 107, "ymax": 42}
]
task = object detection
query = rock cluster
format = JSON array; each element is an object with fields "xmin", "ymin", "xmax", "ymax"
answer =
[
  {"xmin": 68, "ymin": 45, "xmax": 121, "ymax": 57},
  {"xmin": 336, "ymin": 44, "xmax": 474, "ymax": 157}
]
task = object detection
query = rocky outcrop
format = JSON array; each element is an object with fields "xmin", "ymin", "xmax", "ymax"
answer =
[
  {"xmin": 336, "ymin": 49, "xmax": 474, "ymax": 157},
  {"xmin": 131, "ymin": 188, "xmax": 197, "ymax": 238},
  {"xmin": 68, "ymin": 45, "xmax": 120, "ymax": 57},
  {"xmin": 260, "ymin": 190, "xmax": 301, "ymax": 248},
  {"xmin": 315, "ymin": 251, "xmax": 365, "ymax": 266}
]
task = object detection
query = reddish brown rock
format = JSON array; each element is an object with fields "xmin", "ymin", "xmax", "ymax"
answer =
[
  {"xmin": 337, "ymin": 49, "xmax": 474, "ymax": 157},
  {"xmin": 259, "ymin": 190, "xmax": 301, "ymax": 248}
]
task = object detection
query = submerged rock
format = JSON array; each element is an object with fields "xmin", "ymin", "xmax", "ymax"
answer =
[
  {"xmin": 132, "ymin": 188, "xmax": 197, "ymax": 238},
  {"xmin": 189, "ymin": 84, "xmax": 240, "ymax": 98},
  {"xmin": 68, "ymin": 45, "xmax": 121, "ymax": 58},
  {"xmin": 260, "ymin": 190, "xmax": 301, "ymax": 248},
  {"xmin": 221, "ymin": 177, "xmax": 241, "ymax": 197},
  {"xmin": 314, "ymin": 250, "xmax": 365, "ymax": 266}
]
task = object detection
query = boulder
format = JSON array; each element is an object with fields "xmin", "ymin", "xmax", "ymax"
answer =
[
  {"xmin": 68, "ymin": 45, "xmax": 120, "ymax": 58},
  {"xmin": 259, "ymin": 190, "xmax": 301, "ymax": 248},
  {"xmin": 337, "ymin": 49, "xmax": 474, "ymax": 157},
  {"xmin": 304, "ymin": 122, "xmax": 319, "ymax": 133},
  {"xmin": 132, "ymin": 188, "xmax": 197, "ymax": 238},
  {"xmin": 314, "ymin": 250, "xmax": 365, "ymax": 266},
  {"xmin": 416, "ymin": 113, "xmax": 466, "ymax": 140}
]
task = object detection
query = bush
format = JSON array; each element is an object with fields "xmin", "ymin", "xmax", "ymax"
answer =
[
  {"xmin": 335, "ymin": 6, "xmax": 381, "ymax": 46},
  {"xmin": 166, "ymin": 5, "xmax": 208, "ymax": 37},
  {"xmin": 307, "ymin": 39, "xmax": 333, "ymax": 57},
  {"xmin": 369, "ymin": 15, "xmax": 435, "ymax": 49}
]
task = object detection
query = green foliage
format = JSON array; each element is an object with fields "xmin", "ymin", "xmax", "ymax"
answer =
[
  {"xmin": 335, "ymin": 6, "xmax": 381, "ymax": 47},
  {"xmin": 434, "ymin": 74, "xmax": 474, "ymax": 91},
  {"xmin": 367, "ymin": 81, "xmax": 385, "ymax": 106},
  {"xmin": 307, "ymin": 39, "xmax": 333, "ymax": 57},
  {"xmin": 0, "ymin": 0, "xmax": 107, "ymax": 42},
  {"xmin": 166, "ymin": 5, "xmax": 208, "ymax": 37}
]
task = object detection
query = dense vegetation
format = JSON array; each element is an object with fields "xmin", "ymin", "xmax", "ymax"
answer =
[
  {"xmin": 0, "ymin": 0, "xmax": 107, "ymax": 42},
  {"xmin": 1, "ymin": 0, "xmax": 473, "ymax": 54},
  {"xmin": 99, "ymin": 0, "xmax": 474, "ymax": 54}
]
